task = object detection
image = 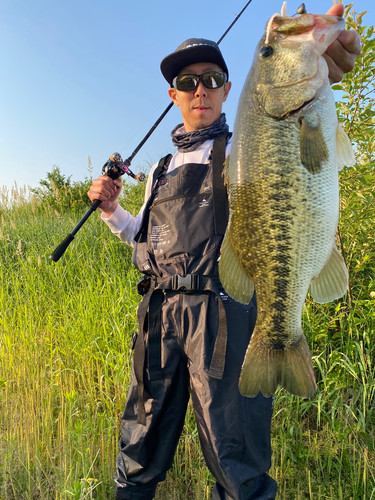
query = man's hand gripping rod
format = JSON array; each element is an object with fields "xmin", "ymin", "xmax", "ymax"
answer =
[
  {"xmin": 49, "ymin": 0, "xmax": 254, "ymax": 262},
  {"xmin": 49, "ymin": 152, "xmax": 146, "ymax": 262}
]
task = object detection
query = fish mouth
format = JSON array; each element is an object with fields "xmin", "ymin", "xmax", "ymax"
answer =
[
  {"xmin": 270, "ymin": 14, "xmax": 345, "ymax": 56},
  {"xmin": 264, "ymin": 96, "xmax": 315, "ymax": 120},
  {"xmin": 284, "ymin": 81, "xmax": 327, "ymax": 118}
]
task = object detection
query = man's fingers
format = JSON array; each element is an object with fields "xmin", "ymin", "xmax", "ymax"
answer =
[
  {"xmin": 326, "ymin": 3, "xmax": 344, "ymax": 17},
  {"xmin": 88, "ymin": 176, "xmax": 121, "ymax": 202},
  {"xmin": 337, "ymin": 29, "xmax": 361, "ymax": 58},
  {"xmin": 320, "ymin": 9, "xmax": 361, "ymax": 85},
  {"xmin": 323, "ymin": 51, "xmax": 344, "ymax": 85},
  {"xmin": 88, "ymin": 186, "xmax": 111, "ymax": 203},
  {"xmin": 92, "ymin": 181, "xmax": 115, "ymax": 198},
  {"xmin": 324, "ymin": 30, "xmax": 361, "ymax": 84}
]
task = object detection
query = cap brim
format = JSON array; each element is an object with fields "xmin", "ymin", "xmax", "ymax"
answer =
[{"xmin": 160, "ymin": 45, "xmax": 229, "ymax": 86}]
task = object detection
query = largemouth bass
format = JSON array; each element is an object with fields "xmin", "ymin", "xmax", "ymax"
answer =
[{"xmin": 219, "ymin": 8, "xmax": 355, "ymax": 399}]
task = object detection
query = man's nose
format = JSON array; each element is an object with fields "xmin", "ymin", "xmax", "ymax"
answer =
[{"xmin": 194, "ymin": 80, "xmax": 207, "ymax": 97}]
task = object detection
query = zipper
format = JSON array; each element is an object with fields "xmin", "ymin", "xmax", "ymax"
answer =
[{"xmin": 150, "ymin": 192, "xmax": 209, "ymax": 210}]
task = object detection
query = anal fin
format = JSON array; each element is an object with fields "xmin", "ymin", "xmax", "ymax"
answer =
[{"xmin": 310, "ymin": 244, "xmax": 349, "ymax": 303}]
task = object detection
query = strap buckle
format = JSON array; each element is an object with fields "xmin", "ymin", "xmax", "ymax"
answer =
[
  {"xmin": 137, "ymin": 276, "xmax": 151, "ymax": 296},
  {"xmin": 172, "ymin": 274, "xmax": 199, "ymax": 292}
]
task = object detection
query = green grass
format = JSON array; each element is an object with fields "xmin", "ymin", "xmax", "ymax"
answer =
[
  {"xmin": 0, "ymin": 184, "xmax": 374, "ymax": 500},
  {"xmin": 1, "ymin": 8, "xmax": 374, "ymax": 498}
]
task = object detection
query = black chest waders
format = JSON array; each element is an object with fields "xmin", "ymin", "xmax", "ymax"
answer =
[
  {"xmin": 133, "ymin": 134, "xmax": 229, "ymax": 426},
  {"xmin": 114, "ymin": 136, "xmax": 277, "ymax": 500}
]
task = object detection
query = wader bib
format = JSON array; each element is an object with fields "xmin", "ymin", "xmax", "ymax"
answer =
[{"xmin": 114, "ymin": 136, "xmax": 277, "ymax": 500}]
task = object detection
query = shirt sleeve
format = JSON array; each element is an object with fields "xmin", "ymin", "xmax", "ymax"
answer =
[{"xmin": 101, "ymin": 162, "xmax": 157, "ymax": 248}]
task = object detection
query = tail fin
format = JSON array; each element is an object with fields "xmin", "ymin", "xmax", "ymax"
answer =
[{"xmin": 239, "ymin": 331, "xmax": 317, "ymax": 399}]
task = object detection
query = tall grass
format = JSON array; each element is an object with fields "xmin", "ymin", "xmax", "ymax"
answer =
[
  {"xmin": 1, "ymin": 187, "xmax": 136, "ymax": 499},
  {"xmin": 1, "ymin": 10, "xmax": 374, "ymax": 496},
  {"xmin": 0, "ymin": 180, "xmax": 374, "ymax": 499}
]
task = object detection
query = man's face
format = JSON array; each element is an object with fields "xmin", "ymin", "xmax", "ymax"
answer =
[{"xmin": 168, "ymin": 62, "xmax": 231, "ymax": 132}]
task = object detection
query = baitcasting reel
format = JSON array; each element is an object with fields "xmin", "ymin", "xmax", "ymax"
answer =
[{"xmin": 102, "ymin": 153, "xmax": 146, "ymax": 182}]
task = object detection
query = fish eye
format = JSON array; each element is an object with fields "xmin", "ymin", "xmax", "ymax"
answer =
[{"xmin": 259, "ymin": 46, "xmax": 274, "ymax": 58}]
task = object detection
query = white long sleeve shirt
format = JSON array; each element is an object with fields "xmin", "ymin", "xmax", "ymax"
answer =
[{"xmin": 102, "ymin": 137, "xmax": 232, "ymax": 247}]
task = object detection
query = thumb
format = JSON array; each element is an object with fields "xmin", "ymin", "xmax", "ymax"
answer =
[{"xmin": 326, "ymin": 3, "xmax": 344, "ymax": 17}]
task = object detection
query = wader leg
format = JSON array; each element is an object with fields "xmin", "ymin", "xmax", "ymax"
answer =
[
  {"xmin": 189, "ymin": 295, "xmax": 278, "ymax": 500},
  {"xmin": 211, "ymin": 483, "xmax": 235, "ymax": 500},
  {"xmin": 114, "ymin": 354, "xmax": 190, "ymax": 499}
]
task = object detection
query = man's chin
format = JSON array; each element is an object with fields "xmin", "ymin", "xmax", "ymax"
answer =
[{"xmin": 191, "ymin": 116, "xmax": 216, "ymax": 131}]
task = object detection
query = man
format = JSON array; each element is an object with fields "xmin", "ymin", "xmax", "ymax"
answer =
[{"xmin": 88, "ymin": 4, "xmax": 360, "ymax": 499}]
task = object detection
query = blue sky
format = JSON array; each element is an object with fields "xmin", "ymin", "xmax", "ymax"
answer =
[{"xmin": 1, "ymin": 0, "xmax": 374, "ymax": 191}]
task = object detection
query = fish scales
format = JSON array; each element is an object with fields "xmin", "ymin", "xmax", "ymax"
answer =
[
  {"xmin": 229, "ymin": 92, "xmax": 339, "ymax": 343},
  {"xmin": 219, "ymin": 11, "xmax": 354, "ymax": 399}
]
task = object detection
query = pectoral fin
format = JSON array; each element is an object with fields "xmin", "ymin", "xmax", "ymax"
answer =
[
  {"xmin": 219, "ymin": 232, "xmax": 254, "ymax": 304},
  {"xmin": 299, "ymin": 113, "xmax": 328, "ymax": 174},
  {"xmin": 336, "ymin": 124, "xmax": 355, "ymax": 171},
  {"xmin": 310, "ymin": 244, "xmax": 349, "ymax": 303}
]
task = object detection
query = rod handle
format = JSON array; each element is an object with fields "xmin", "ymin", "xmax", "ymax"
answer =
[
  {"xmin": 90, "ymin": 199, "xmax": 102, "ymax": 211},
  {"xmin": 49, "ymin": 234, "xmax": 75, "ymax": 262}
]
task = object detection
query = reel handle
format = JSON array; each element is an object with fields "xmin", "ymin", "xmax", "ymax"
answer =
[{"xmin": 103, "ymin": 152, "xmax": 146, "ymax": 182}]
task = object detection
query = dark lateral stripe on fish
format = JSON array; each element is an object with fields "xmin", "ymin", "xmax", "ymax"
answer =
[
  {"xmin": 270, "ymin": 213, "xmax": 294, "ymax": 222},
  {"xmin": 271, "ymin": 254, "xmax": 292, "ymax": 264},
  {"xmin": 269, "ymin": 175, "xmax": 294, "ymax": 344}
]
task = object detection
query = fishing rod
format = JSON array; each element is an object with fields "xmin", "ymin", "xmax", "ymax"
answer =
[{"xmin": 49, "ymin": 0, "xmax": 254, "ymax": 262}]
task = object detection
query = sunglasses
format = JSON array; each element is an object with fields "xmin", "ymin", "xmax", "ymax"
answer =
[{"xmin": 172, "ymin": 71, "xmax": 227, "ymax": 92}]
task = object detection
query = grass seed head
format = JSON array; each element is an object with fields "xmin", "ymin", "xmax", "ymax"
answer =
[{"xmin": 16, "ymin": 239, "xmax": 22, "ymax": 256}]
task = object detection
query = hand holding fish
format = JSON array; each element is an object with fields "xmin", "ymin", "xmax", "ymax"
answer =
[{"xmin": 325, "ymin": 1, "xmax": 361, "ymax": 84}]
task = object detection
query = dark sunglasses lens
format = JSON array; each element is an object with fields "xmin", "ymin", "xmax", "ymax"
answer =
[
  {"xmin": 202, "ymin": 72, "xmax": 226, "ymax": 89},
  {"xmin": 175, "ymin": 75, "xmax": 199, "ymax": 91},
  {"xmin": 173, "ymin": 71, "xmax": 226, "ymax": 91}
]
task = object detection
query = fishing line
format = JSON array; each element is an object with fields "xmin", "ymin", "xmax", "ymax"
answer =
[
  {"xmin": 217, "ymin": 0, "xmax": 254, "ymax": 44},
  {"xmin": 49, "ymin": 0, "xmax": 255, "ymax": 262},
  {"xmin": 118, "ymin": 97, "xmax": 173, "ymax": 155}
]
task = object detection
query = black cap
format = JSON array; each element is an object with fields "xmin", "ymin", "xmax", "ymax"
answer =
[{"xmin": 160, "ymin": 38, "xmax": 229, "ymax": 86}]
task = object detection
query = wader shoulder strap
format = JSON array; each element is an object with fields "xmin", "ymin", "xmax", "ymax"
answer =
[
  {"xmin": 134, "ymin": 154, "xmax": 173, "ymax": 243},
  {"xmin": 212, "ymin": 134, "xmax": 229, "ymax": 236}
]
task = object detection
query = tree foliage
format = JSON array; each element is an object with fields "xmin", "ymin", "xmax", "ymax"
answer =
[
  {"xmin": 29, "ymin": 158, "xmax": 147, "ymax": 217},
  {"xmin": 30, "ymin": 164, "xmax": 93, "ymax": 213}
]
